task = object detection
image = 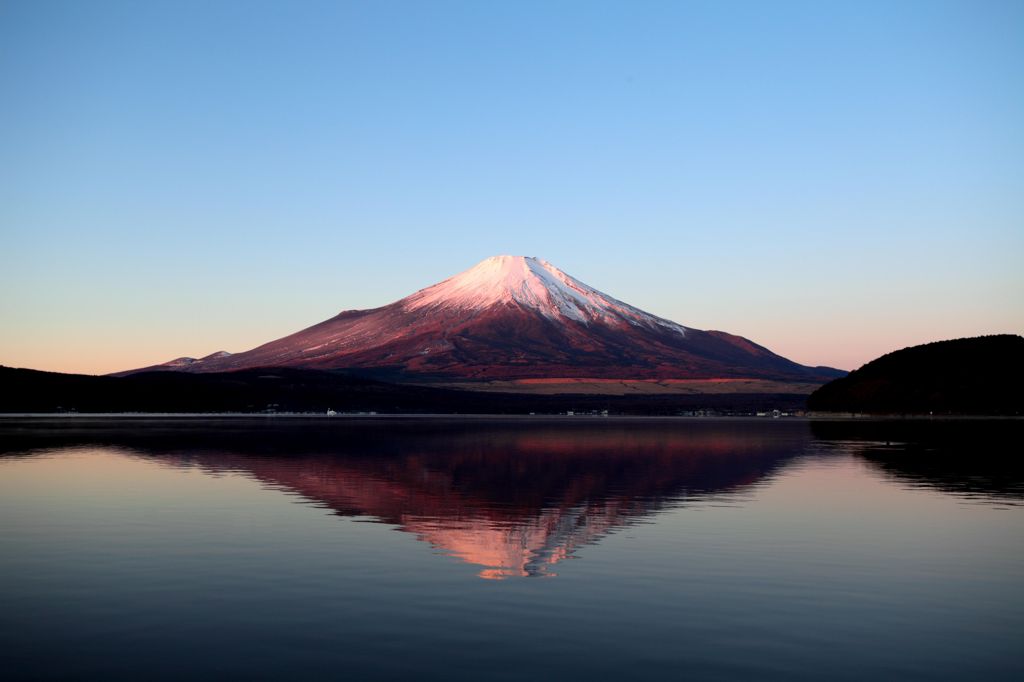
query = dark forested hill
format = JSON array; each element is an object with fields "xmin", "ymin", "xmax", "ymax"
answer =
[{"xmin": 807, "ymin": 335, "xmax": 1024, "ymax": 415}]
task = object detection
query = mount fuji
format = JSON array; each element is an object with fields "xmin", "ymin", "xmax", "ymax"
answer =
[{"xmin": 126, "ymin": 256, "xmax": 841, "ymax": 383}]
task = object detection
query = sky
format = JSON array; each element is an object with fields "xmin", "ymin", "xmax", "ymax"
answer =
[{"xmin": 1, "ymin": 0, "xmax": 1022, "ymax": 375}]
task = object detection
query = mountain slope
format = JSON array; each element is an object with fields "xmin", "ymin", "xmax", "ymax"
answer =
[{"xmin": 126, "ymin": 255, "xmax": 842, "ymax": 382}]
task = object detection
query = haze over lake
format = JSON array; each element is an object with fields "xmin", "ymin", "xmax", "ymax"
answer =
[{"xmin": 2, "ymin": 418, "xmax": 1021, "ymax": 681}]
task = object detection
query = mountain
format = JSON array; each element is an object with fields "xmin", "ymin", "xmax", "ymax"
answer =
[
  {"xmin": 807, "ymin": 335, "xmax": 1024, "ymax": 415},
  {"xmin": 126, "ymin": 255, "xmax": 842, "ymax": 383}
]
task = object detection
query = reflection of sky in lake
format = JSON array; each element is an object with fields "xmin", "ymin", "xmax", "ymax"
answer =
[{"xmin": 1, "ymin": 419, "xmax": 1022, "ymax": 681}]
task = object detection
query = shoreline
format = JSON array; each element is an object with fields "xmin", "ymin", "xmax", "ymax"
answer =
[{"xmin": 0, "ymin": 412, "xmax": 1019, "ymax": 422}]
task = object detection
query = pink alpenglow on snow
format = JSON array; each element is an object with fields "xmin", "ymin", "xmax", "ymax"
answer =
[{"xmin": 405, "ymin": 255, "xmax": 687, "ymax": 333}]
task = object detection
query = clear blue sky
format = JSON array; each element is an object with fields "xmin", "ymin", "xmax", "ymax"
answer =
[{"xmin": 2, "ymin": 0, "xmax": 1022, "ymax": 374}]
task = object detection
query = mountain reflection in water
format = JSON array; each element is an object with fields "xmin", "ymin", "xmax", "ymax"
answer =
[
  {"xmin": 3, "ymin": 418, "xmax": 1021, "ymax": 579},
  {"xmin": 153, "ymin": 422, "xmax": 804, "ymax": 578},
  {"xmin": 0, "ymin": 419, "xmax": 806, "ymax": 579}
]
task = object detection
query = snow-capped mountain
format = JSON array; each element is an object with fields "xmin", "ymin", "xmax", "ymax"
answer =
[
  {"xmin": 404, "ymin": 255, "xmax": 688, "ymax": 333},
  {"xmin": 125, "ymin": 255, "xmax": 841, "ymax": 381}
]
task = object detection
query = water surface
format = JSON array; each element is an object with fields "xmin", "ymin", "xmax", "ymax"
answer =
[{"xmin": 1, "ymin": 418, "xmax": 1021, "ymax": 680}]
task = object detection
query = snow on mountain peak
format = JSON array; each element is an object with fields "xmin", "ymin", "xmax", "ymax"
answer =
[{"xmin": 403, "ymin": 255, "xmax": 687, "ymax": 334}]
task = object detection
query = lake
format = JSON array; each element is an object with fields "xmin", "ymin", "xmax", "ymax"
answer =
[{"xmin": 1, "ymin": 417, "xmax": 1021, "ymax": 681}]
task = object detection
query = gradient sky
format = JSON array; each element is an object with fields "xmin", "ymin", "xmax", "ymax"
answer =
[{"xmin": 2, "ymin": 0, "xmax": 1022, "ymax": 375}]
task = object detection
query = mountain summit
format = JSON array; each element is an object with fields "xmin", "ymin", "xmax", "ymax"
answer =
[
  {"xmin": 403, "ymin": 255, "xmax": 687, "ymax": 333},
  {"xmin": 127, "ymin": 255, "xmax": 841, "ymax": 382}
]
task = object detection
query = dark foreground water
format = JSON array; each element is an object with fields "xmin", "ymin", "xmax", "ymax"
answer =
[{"xmin": 1, "ymin": 418, "xmax": 1022, "ymax": 681}]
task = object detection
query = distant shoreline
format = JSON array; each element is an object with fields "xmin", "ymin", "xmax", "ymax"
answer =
[{"xmin": 0, "ymin": 413, "xmax": 1019, "ymax": 421}]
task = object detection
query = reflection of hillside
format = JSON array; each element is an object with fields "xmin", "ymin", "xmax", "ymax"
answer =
[
  {"xmin": 810, "ymin": 419, "xmax": 1024, "ymax": 501},
  {"xmin": 0, "ymin": 419, "xmax": 810, "ymax": 578}
]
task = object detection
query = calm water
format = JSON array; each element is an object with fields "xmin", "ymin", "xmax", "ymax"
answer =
[{"xmin": 1, "ymin": 418, "xmax": 1022, "ymax": 681}]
